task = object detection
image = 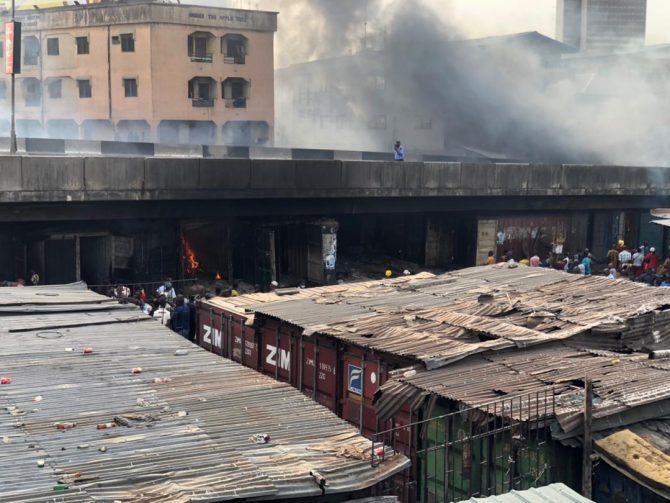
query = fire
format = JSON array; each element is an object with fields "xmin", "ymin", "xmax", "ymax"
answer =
[
  {"xmin": 215, "ymin": 272, "xmax": 222, "ymax": 280},
  {"xmin": 182, "ymin": 237, "xmax": 201, "ymax": 275}
]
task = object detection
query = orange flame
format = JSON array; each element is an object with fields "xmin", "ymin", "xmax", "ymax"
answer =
[
  {"xmin": 182, "ymin": 237, "xmax": 200, "ymax": 275},
  {"xmin": 215, "ymin": 272, "xmax": 222, "ymax": 280}
]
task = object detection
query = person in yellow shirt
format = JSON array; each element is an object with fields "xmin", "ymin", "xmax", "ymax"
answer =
[
  {"xmin": 519, "ymin": 257, "xmax": 530, "ymax": 266},
  {"xmin": 485, "ymin": 251, "xmax": 495, "ymax": 265}
]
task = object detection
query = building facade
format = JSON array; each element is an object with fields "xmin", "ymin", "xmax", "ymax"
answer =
[
  {"xmin": 556, "ymin": 0, "xmax": 647, "ymax": 52},
  {"xmin": 0, "ymin": 1, "xmax": 276, "ymax": 145}
]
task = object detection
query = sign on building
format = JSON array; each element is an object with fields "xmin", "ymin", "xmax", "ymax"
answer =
[
  {"xmin": 348, "ymin": 364, "xmax": 362, "ymax": 395},
  {"xmin": 5, "ymin": 21, "xmax": 20, "ymax": 75}
]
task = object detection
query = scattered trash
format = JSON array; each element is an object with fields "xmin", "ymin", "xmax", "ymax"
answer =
[
  {"xmin": 2, "ymin": 436, "xmax": 10, "ymax": 444},
  {"xmin": 374, "ymin": 447, "xmax": 385, "ymax": 457},
  {"xmin": 96, "ymin": 423, "xmax": 116, "ymax": 430},
  {"xmin": 249, "ymin": 433, "xmax": 271, "ymax": 444},
  {"xmin": 64, "ymin": 347, "xmax": 74, "ymax": 352},
  {"xmin": 198, "ymin": 397, "xmax": 207, "ymax": 402},
  {"xmin": 136, "ymin": 397, "xmax": 153, "ymax": 407},
  {"xmin": 174, "ymin": 349, "xmax": 189, "ymax": 356},
  {"xmin": 54, "ymin": 422, "xmax": 77, "ymax": 430},
  {"xmin": 83, "ymin": 347, "xmax": 93, "ymax": 354},
  {"xmin": 98, "ymin": 446, "xmax": 107, "ymax": 453},
  {"xmin": 177, "ymin": 410, "xmax": 188, "ymax": 417},
  {"xmin": 153, "ymin": 377, "xmax": 171, "ymax": 384},
  {"xmin": 53, "ymin": 484, "xmax": 69, "ymax": 491},
  {"xmin": 37, "ymin": 459, "xmax": 45, "ymax": 468},
  {"xmin": 131, "ymin": 367, "xmax": 142, "ymax": 374},
  {"xmin": 113, "ymin": 416, "xmax": 131, "ymax": 427},
  {"xmin": 77, "ymin": 444, "xmax": 89, "ymax": 449},
  {"xmin": 1, "ymin": 377, "xmax": 12, "ymax": 385},
  {"xmin": 32, "ymin": 396, "xmax": 43, "ymax": 403}
]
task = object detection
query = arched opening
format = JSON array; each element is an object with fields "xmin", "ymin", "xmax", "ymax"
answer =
[
  {"xmin": 80, "ymin": 119, "xmax": 114, "ymax": 141},
  {"xmin": 222, "ymin": 77, "xmax": 249, "ymax": 108},
  {"xmin": 116, "ymin": 120, "xmax": 151, "ymax": 142},
  {"xmin": 222, "ymin": 121, "xmax": 270, "ymax": 146},
  {"xmin": 17, "ymin": 120, "xmax": 45, "ymax": 138},
  {"xmin": 46, "ymin": 119, "xmax": 79, "ymax": 139},
  {"xmin": 158, "ymin": 120, "xmax": 216, "ymax": 145}
]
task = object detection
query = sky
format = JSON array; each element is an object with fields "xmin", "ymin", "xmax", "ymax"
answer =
[{"xmin": 218, "ymin": 0, "xmax": 670, "ymax": 50}]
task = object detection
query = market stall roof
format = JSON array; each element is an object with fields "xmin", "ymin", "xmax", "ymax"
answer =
[
  {"xmin": 0, "ymin": 284, "xmax": 407, "ymax": 502},
  {"xmin": 374, "ymin": 342, "xmax": 670, "ymax": 437},
  {"xmin": 252, "ymin": 265, "xmax": 670, "ymax": 369},
  {"xmin": 456, "ymin": 483, "xmax": 593, "ymax": 502}
]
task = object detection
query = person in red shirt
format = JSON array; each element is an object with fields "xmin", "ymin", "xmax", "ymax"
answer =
[{"xmin": 644, "ymin": 247, "xmax": 659, "ymax": 272}]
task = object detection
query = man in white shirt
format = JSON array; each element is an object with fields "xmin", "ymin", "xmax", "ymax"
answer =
[
  {"xmin": 632, "ymin": 247, "xmax": 644, "ymax": 277},
  {"xmin": 153, "ymin": 300, "xmax": 171, "ymax": 327},
  {"xmin": 618, "ymin": 247, "xmax": 632, "ymax": 269}
]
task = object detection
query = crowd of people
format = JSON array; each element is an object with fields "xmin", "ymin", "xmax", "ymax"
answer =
[
  {"xmin": 107, "ymin": 278, "xmax": 249, "ymax": 341},
  {"xmin": 486, "ymin": 241, "xmax": 670, "ymax": 286}
]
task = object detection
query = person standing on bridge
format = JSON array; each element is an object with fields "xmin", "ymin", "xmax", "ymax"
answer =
[{"xmin": 394, "ymin": 140, "xmax": 405, "ymax": 161}]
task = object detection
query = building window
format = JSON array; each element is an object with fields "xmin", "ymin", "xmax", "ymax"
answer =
[
  {"xmin": 187, "ymin": 32, "xmax": 212, "ymax": 62},
  {"xmin": 76, "ymin": 36, "xmax": 89, "ymax": 55},
  {"xmin": 78, "ymin": 79, "xmax": 92, "ymax": 98},
  {"xmin": 0, "ymin": 81, "xmax": 6, "ymax": 99},
  {"xmin": 23, "ymin": 36, "xmax": 39, "ymax": 66},
  {"xmin": 188, "ymin": 77, "xmax": 215, "ymax": 107},
  {"xmin": 120, "ymin": 33, "xmax": 134, "ymax": 53},
  {"xmin": 222, "ymin": 77, "xmax": 249, "ymax": 108},
  {"xmin": 222, "ymin": 34, "xmax": 247, "ymax": 64},
  {"xmin": 47, "ymin": 37, "xmax": 59, "ymax": 56},
  {"xmin": 24, "ymin": 78, "xmax": 41, "ymax": 107},
  {"xmin": 48, "ymin": 79, "xmax": 62, "ymax": 99},
  {"xmin": 123, "ymin": 78, "xmax": 137, "ymax": 97},
  {"xmin": 0, "ymin": 41, "xmax": 4, "ymax": 58}
]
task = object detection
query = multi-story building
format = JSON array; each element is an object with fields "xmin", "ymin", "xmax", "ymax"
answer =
[
  {"xmin": 556, "ymin": 0, "xmax": 647, "ymax": 52},
  {"xmin": 0, "ymin": 1, "xmax": 276, "ymax": 145}
]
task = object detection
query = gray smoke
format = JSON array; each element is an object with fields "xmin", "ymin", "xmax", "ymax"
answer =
[{"xmin": 273, "ymin": 0, "xmax": 670, "ymax": 166}]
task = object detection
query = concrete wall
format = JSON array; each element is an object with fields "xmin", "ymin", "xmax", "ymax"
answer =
[{"xmin": 0, "ymin": 156, "xmax": 668, "ymax": 203}]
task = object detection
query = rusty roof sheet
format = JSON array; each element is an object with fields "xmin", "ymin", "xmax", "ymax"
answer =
[
  {"xmin": 251, "ymin": 266, "xmax": 670, "ymax": 369},
  {"xmin": 0, "ymin": 287, "xmax": 407, "ymax": 502},
  {"xmin": 375, "ymin": 342, "xmax": 670, "ymax": 436}
]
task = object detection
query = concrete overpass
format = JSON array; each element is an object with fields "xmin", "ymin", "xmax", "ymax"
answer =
[
  {"xmin": 0, "ymin": 155, "xmax": 667, "ymax": 287},
  {"xmin": 0, "ymin": 156, "xmax": 668, "ymax": 215}
]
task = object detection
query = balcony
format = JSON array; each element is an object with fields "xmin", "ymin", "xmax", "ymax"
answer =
[
  {"xmin": 191, "ymin": 54, "xmax": 213, "ymax": 63},
  {"xmin": 224, "ymin": 55, "xmax": 245, "ymax": 65},
  {"xmin": 192, "ymin": 98, "xmax": 214, "ymax": 108},
  {"xmin": 225, "ymin": 98, "xmax": 247, "ymax": 109}
]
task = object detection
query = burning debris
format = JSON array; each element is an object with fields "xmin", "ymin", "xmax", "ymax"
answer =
[{"xmin": 181, "ymin": 237, "xmax": 201, "ymax": 275}]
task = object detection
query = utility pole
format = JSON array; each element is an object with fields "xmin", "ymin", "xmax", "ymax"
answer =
[
  {"xmin": 582, "ymin": 377, "xmax": 593, "ymax": 499},
  {"xmin": 6, "ymin": 0, "xmax": 18, "ymax": 155}
]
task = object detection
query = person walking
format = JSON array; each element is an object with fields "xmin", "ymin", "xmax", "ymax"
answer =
[
  {"xmin": 393, "ymin": 140, "xmax": 405, "ymax": 161},
  {"xmin": 172, "ymin": 295, "xmax": 191, "ymax": 340}
]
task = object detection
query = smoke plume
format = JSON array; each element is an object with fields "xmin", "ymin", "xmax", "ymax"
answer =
[{"xmin": 271, "ymin": 0, "xmax": 670, "ymax": 166}]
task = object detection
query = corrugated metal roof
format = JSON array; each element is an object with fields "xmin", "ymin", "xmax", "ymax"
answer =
[
  {"xmin": 0, "ymin": 285, "xmax": 408, "ymax": 502},
  {"xmin": 457, "ymin": 483, "xmax": 592, "ymax": 502},
  {"xmin": 250, "ymin": 265, "xmax": 670, "ymax": 369},
  {"xmin": 375, "ymin": 342, "xmax": 670, "ymax": 436}
]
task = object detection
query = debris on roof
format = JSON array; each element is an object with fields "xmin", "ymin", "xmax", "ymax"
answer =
[
  {"xmin": 0, "ymin": 283, "xmax": 407, "ymax": 502},
  {"xmin": 251, "ymin": 265, "xmax": 670, "ymax": 369}
]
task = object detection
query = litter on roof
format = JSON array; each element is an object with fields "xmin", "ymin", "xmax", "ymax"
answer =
[{"xmin": 0, "ymin": 283, "xmax": 407, "ymax": 502}]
